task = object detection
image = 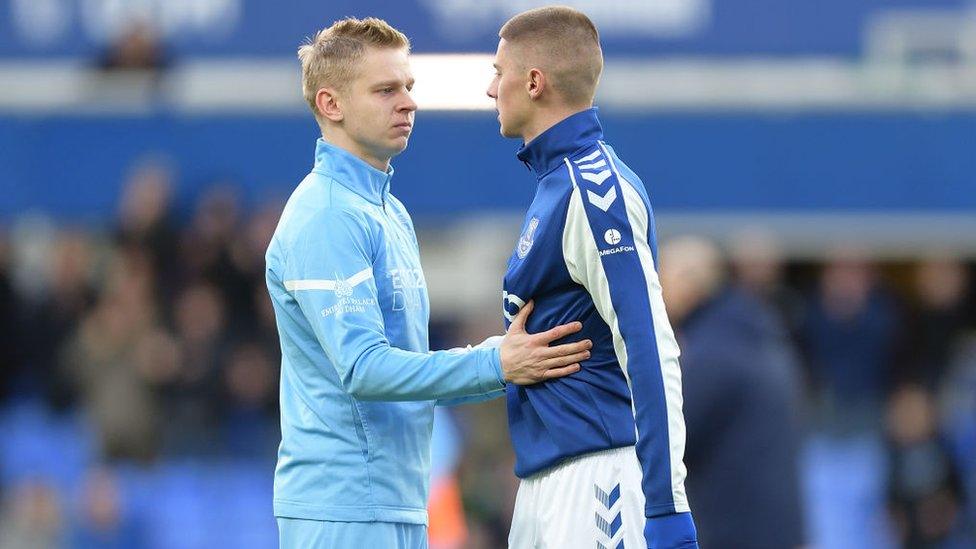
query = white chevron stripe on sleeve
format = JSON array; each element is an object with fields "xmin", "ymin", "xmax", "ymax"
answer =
[
  {"xmin": 581, "ymin": 169, "xmax": 612, "ymax": 185},
  {"xmin": 587, "ymin": 186, "xmax": 618, "ymax": 212},
  {"xmin": 577, "ymin": 159, "xmax": 607, "ymax": 171},
  {"xmin": 574, "ymin": 149, "xmax": 602, "ymax": 164}
]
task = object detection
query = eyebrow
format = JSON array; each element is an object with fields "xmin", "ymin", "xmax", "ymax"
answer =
[{"xmin": 372, "ymin": 79, "xmax": 414, "ymax": 88}]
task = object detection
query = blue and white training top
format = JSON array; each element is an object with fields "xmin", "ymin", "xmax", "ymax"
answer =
[
  {"xmin": 265, "ymin": 139, "xmax": 505, "ymax": 524},
  {"xmin": 503, "ymin": 108, "xmax": 691, "ymax": 519}
]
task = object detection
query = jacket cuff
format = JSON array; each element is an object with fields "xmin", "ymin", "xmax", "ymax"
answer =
[
  {"xmin": 644, "ymin": 512, "xmax": 699, "ymax": 549},
  {"xmin": 478, "ymin": 347, "xmax": 506, "ymax": 393}
]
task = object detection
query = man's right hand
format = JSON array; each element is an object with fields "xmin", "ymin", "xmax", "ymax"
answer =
[{"xmin": 499, "ymin": 300, "xmax": 591, "ymax": 385}]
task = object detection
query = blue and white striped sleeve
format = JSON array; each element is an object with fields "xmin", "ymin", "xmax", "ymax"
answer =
[
  {"xmin": 561, "ymin": 144, "xmax": 693, "ymax": 525},
  {"xmin": 283, "ymin": 208, "xmax": 505, "ymax": 401}
]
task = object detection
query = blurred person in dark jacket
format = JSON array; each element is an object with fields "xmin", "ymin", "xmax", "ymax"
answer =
[
  {"xmin": 659, "ymin": 236, "xmax": 806, "ymax": 549},
  {"xmin": 940, "ymin": 335, "xmax": 976, "ymax": 545},
  {"xmin": 0, "ymin": 231, "xmax": 21, "ymax": 404},
  {"xmin": 158, "ymin": 280, "xmax": 229, "ymax": 456},
  {"xmin": 801, "ymin": 250, "xmax": 900, "ymax": 435},
  {"xmin": 115, "ymin": 158, "xmax": 179, "ymax": 307},
  {"xmin": 179, "ymin": 186, "xmax": 258, "ymax": 336},
  {"xmin": 729, "ymin": 227, "xmax": 804, "ymax": 339},
  {"xmin": 18, "ymin": 231, "xmax": 98, "ymax": 411},
  {"xmin": 219, "ymin": 342, "xmax": 279, "ymax": 459},
  {"xmin": 895, "ymin": 257, "xmax": 971, "ymax": 390},
  {"xmin": 885, "ymin": 384, "xmax": 967, "ymax": 548}
]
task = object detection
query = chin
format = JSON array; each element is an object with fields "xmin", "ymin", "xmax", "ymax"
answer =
[{"xmin": 389, "ymin": 138, "xmax": 409, "ymax": 156}]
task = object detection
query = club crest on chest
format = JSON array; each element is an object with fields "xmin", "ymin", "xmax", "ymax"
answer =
[{"xmin": 517, "ymin": 217, "xmax": 541, "ymax": 259}]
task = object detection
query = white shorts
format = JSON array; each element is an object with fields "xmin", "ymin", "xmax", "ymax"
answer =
[{"xmin": 508, "ymin": 446, "xmax": 645, "ymax": 549}]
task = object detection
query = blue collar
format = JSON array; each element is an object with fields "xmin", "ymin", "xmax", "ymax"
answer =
[
  {"xmin": 516, "ymin": 107, "xmax": 604, "ymax": 177},
  {"xmin": 311, "ymin": 138, "xmax": 393, "ymax": 206}
]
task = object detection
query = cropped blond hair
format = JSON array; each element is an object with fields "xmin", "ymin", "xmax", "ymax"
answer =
[
  {"xmin": 500, "ymin": 6, "xmax": 603, "ymax": 106},
  {"xmin": 298, "ymin": 17, "xmax": 410, "ymax": 117}
]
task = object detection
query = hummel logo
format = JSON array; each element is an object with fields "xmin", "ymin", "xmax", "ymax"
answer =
[
  {"xmin": 587, "ymin": 187, "xmax": 617, "ymax": 211},
  {"xmin": 595, "ymin": 484, "xmax": 621, "ymax": 509},
  {"xmin": 577, "ymin": 159, "xmax": 607, "ymax": 171},
  {"xmin": 595, "ymin": 483, "xmax": 624, "ymax": 549},
  {"xmin": 574, "ymin": 150, "xmax": 602, "ymax": 164},
  {"xmin": 581, "ymin": 170, "xmax": 612, "ymax": 185}
]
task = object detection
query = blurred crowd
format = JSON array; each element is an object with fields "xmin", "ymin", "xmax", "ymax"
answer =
[
  {"xmin": 0, "ymin": 160, "xmax": 283, "ymax": 548},
  {"xmin": 0, "ymin": 157, "xmax": 974, "ymax": 549}
]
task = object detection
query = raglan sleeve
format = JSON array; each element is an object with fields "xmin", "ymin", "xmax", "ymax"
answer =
[{"xmin": 560, "ymin": 147, "xmax": 699, "ymax": 547}]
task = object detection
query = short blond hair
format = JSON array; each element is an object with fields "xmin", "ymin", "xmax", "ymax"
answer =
[
  {"xmin": 500, "ymin": 6, "xmax": 603, "ymax": 107},
  {"xmin": 298, "ymin": 17, "xmax": 410, "ymax": 116}
]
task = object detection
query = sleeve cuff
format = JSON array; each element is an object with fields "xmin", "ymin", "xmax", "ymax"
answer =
[
  {"xmin": 644, "ymin": 512, "xmax": 699, "ymax": 549},
  {"xmin": 477, "ymin": 347, "xmax": 506, "ymax": 393}
]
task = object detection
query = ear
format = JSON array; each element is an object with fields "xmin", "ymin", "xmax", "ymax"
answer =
[
  {"xmin": 526, "ymin": 68, "xmax": 546, "ymax": 100},
  {"xmin": 315, "ymin": 87, "xmax": 343, "ymax": 122}
]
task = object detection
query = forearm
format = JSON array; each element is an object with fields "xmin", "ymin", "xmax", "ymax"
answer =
[{"xmin": 344, "ymin": 343, "xmax": 504, "ymax": 401}]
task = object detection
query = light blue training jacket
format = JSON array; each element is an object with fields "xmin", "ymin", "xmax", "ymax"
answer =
[{"xmin": 265, "ymin": 139, "xmax": 505, "ymax": 524}]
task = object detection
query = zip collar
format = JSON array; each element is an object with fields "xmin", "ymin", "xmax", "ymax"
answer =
[
  {"xmin": 516, "ymin": 107, "xmax": 604, "ymax": 178},
  {"xmin": 311, "ymin": 138, "xmax": 393, "ymax": 206}
]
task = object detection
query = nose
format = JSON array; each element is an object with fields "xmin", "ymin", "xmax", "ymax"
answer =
[
  {"xmin": 486, "ymin": 82, "xmax": 497, "ymax": 99},
  {"xmin": 401, "ymin": 92, "xmax": 418, "ymax": 113}
]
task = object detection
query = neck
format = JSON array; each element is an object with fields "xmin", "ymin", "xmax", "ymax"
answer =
[
  {"xmin": 521, "ymin": 104, "xmax": 591, "ymax": 144},
  {"xmin": 321, "ymin": 128, "xmax": 391, "ymax": 172}
]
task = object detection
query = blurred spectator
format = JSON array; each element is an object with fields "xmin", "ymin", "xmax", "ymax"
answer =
[
  {"xmin": 159, "ymin": 281, "xmax": 228, "ymax": 456},
  {"xmin": 895, "ymin": 256, "xmax": 972, "ymax": 390},
  {"xmin": 115, "ymin": 158, "xmax": 179, "ymax": 307},
  {"xmin": 98, "ymin": 21, "xmax": 168, "ymax": 72},
  {"xmin": 940, "ymin": 335, "xmax": 976, "ymax": 545},
  {"xmin": 68, "ymin": 467, "xmax": 145, "ymax": 548},
  {"xmin": 180, "ymin": 186, "xmax": 259, "ymax": 334},
  {"xmin": 885, "ymin": 384, "xmax": 968, "ymax": 548},
  {"xmin": 729, "ymin": 227, "xmax": 804, "ymax": 329},
  {"xmin": 219, "ymin": 342, "xmax": 278, "ymax": 458},
  {"xmin": 0, "ymin": 231, "xmax": 20, "ymax": 404},
  {"xmin": 0, "ymin": 479, "xmax": 64, "ymax": 549},
  {"xmin": 181, "ymin": 185, "xmax": 241, "ymax": 281},
  {"xmin": 224, "ymin": 199, "xmax": 282, "ymax": 338},
  {"xmin": 18, "ymin": 231, "xmax": 98, "ymax": 411},
  {"xmin": 801, "ymin": 249, "xmax": 900, "ymax": 434},
  {"xmin": 61, "ymin": 249, "xmax": 161, "ymax": 462},
  {"xmin": 800, "ymin": 250, "xmax": 907, "ymax": 548},
  {"xmin": 660, "ymin": 236, "xmax": 806, "ymax": 549}
]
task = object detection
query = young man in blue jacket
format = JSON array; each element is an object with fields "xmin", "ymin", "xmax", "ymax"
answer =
[
  {"xmin": 265, "ymin": 17, "xmax": 591, "ymax": 549},
  {"xmin": 487, "ymin": 7, "xmax": 700, "ymax": 548}
]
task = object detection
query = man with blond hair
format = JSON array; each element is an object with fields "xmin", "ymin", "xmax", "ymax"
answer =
[
  {"xmin": 265, "ymin": 17, "xmax": 591, "ymax": 548},
  {"xmin": 487, "ymin": 6, "xmax": 700, "ymax": 548}
]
